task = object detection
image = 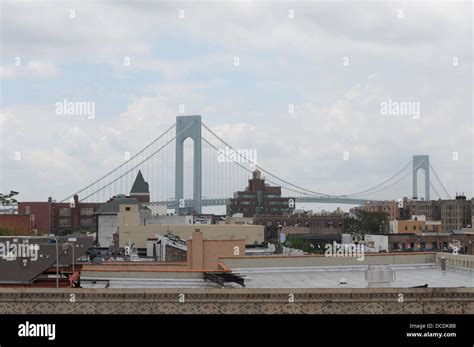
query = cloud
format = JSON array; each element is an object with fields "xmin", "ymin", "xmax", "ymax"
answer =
[
  {"xmin": 0, "ymin": 1, "xmax": 472, "ymax": 202},
  {"xmin": 0, "ymin": 60, "xmax": 59, "ymax": 79}
]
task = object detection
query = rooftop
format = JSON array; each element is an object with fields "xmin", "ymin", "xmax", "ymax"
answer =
[
  {"xmin": 81, "ymin": 264, "xmax": 473, "ymax": 289},
  {"xmin": 235, "ymin": 265, "xmax": 473, "ymax": 289},
  {"xmin": 95, "ymin": 196, "xmax": 144, "ymax": 215},
  {"xmin": 130, "ymin": 170, "xmax": 149, "ymax": 194}
]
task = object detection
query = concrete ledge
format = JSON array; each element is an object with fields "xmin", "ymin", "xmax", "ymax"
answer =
[{"xmin": 0, "ymin": 287, "xmax": 472, "ymax": 314}]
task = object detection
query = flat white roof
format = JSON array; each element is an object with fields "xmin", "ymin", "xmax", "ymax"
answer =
[
  {"xmin": 81, "ymin": 264, "xmax": 474, "ymax": 289},
  {"xmin": 236, "ymin": 265, "xmax": 473, "ymax": 288}
]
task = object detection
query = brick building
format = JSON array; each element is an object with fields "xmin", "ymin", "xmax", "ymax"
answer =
[
  {"xmin": 359, "ymin": 196, "xmax": 472, "ymax": 232},
  {"xmin": 227, "ymin": 170, "xmax": 294, "ymax": 217},
  {"xmin": 407, "ymin": 200, "xmax": 441, "ymax": 221},
  {"xmin": 360, "ymin": 200, "xmax": 400, "ymax": 221},
  {"xmin": 390, "ymin": 216, "xmax": 443, "ymax": 233},
  {"xmin": 0, "ymin": 214, "xmax": 33, "ymax": 235},
  {"xmin": 18, "ymin": 195, "xmax": 102, "ymax": 235},
  {"xmin": 16, "ymin": 171, "xmax": 150, "ymax": 235},
  {"xmin": 389, "ymin": 232, "xmax": 474, "ymax": 254},
  {"xmin": 439, "ymin": 195, "xmax": 472, "ymax": 231},
  {"xmin": 254, "ymin": 213, "xmax": 344, "ymax": 229},
  {"xmin": 254, "ymin": 212, "xmax": 345, "ymax": 241}
]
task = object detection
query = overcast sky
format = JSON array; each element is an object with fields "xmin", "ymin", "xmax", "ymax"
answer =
[{"xmin": 0, "ymin": 0, "xmax": 472, "ymax": 204}]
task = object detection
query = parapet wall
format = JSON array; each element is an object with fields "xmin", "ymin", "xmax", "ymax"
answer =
[
  {"xmin": 0, "ymin": 287, "xmax": 472, "ymax": 314},
  {"xmin": 436, "ymin": 252, "xmax": 474, "ymax": 270},
  {"xmin": 220, "ymin": 252, "xmax": 436, "ymax": 269}
]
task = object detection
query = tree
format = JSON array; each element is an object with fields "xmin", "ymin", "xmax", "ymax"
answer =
[
  {"xmin": 286, "ymin": 237, "xmax": 319, "ymax": 254},
  {"xmin": 0, "ymin": 226, "xmax": 12, "ymax": 236},
  {"xmin": 0, "ymin": 191, "xmax": 19, "ymax": 207},
  {"xmin": 343, "ymin": 210, "xmax": 388, "ymax": 237}
]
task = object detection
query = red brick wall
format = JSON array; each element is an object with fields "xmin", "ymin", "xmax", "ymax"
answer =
[
  {"xmin": 18, "ymin": 202, "xmax": 51, "ymax": 233},
  {"xmin": 19, "ymin": 200, "xmax": 102, "ymax": 235},
  {"xmin": 0, "ymin": 214, "xmax": 32, "ymax": 235}
]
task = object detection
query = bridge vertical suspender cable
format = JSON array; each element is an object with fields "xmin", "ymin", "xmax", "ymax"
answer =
[
  {"xmin": 202, "ymin": 122, "xmax": 417, "ymax": 199},
  {"xmin": 201, "ymin": 135, "xmax": 387, "ymax": 200},
  {"xmin": 61, "ymin": 123, "xmax": 176, "ymax": 202},
  {"xmin": 80, "ymin": 120, "xmax": 199, "ymax": 201}
]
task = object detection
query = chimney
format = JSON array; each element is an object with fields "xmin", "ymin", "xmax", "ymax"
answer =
[{"xmin": 190, "ymin": 229, "xmax": 204, "ymax": 270}]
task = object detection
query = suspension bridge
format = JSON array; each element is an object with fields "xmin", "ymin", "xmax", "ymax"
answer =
[{"xmin": 61, "ymin": 115, "xmax": 451, "ymax": 213}]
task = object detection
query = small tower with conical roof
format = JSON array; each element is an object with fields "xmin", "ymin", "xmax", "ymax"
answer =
[{"xmin": 130, "ymin": 170, "xmax": 150, "ymax": 203}]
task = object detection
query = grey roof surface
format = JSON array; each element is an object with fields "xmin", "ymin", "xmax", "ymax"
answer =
[
  {"xmin": 81, "ymin": 264, "xmax": 474, "ymax": 289},
  {"xmin": 236, "ymin": 265, "xmax": 473, "ymax": 288},
  {"xmin": 130, "ymin": 170, "xmax": 149, "ymax": 194},
  {"xmin": 95, "ymin": 197, "xmax": 143, "ymax": 215}
]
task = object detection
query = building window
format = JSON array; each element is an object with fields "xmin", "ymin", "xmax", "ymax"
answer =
[
  {"xmin": 80, "ymin": 218, "xmax": 93, "ymax": 227},
  {"xmin": 240, "ymin": 194, "xmax": 255, "ymax": 198},
  {"xmin": 25, "ymin": 206, "xmax": 31, "ymax": 214},
  {"xmin": 404, "ymin": 225, "xmax": 408, "ymax": 231},
  {"xmin": 59, "ymin": 219, "xmax": 71, "ymax": 227},
  {"xmin": 413, "ymin": 225, "xmax": 416, "ymax": 230},
  {"xmin": 125, "ymin": 207, "xmax": 131, "ymax": 211},
  {"xmin": 59, "ymin": 208, "xmax": 71, "ymax": 216},
  {"xmin": 81, "ymin": 207, "xmax": 94, "ymax": 216}
]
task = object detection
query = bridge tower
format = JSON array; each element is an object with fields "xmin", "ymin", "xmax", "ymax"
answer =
[
  {"xmin": 175, "ymin": 115, "xmax": 202, "ymax": 214},
  {"xmin": 412, "ymin": 155, "xmax": 430, "ymax": 201}
]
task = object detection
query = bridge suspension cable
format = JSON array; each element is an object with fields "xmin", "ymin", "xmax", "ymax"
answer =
[
  {"xmin": 201, "ymin": 137, "xmax": 327, "ymax": 198},
  {"xmin": 354, "ymin": 158, "xmax": 426, "ymax": 197},
  {"xmin": 63, "ymin": 117, "xmax": 447, "ymax": 205},
  {"xmin": 78, "ymin": 120, "xmax": 197, "ymax": 201},
  {"xmin": 430, "ymin": 182, "xmax": 442, "ymax": 199},
  {"xmin": 342, "ymin": 161, "xmax": 412, "ymax": 197},
  {"xmin": 80, "ymin": 137, "xmax": 176, "ymax": 201},
  {"xmin": 202, "ymin": 123, "xmax": 417, "ymax": 199},
  {"xmin": 429, "ymin": 163, "xmax": 451, "ymax": 199},
  {"xmin": 202, "ymin": 123, "xmax": 337, "ymax": 197},
  {"xmin": 61, "ymin": 123, "xmax": 176, "ymax": 202}
]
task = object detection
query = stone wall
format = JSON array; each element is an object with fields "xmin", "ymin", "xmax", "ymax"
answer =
[{"xmin": 0, "ymin": 287, "xmax": 472, "ymax": 314}]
